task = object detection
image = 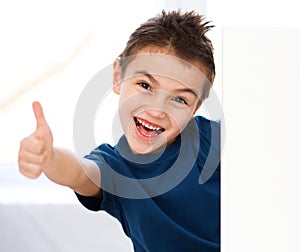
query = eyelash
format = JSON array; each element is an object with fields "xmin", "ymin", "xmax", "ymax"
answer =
[
  {"xmin": 172, "ymin": 97, "xmax": 188, "ymax": 105},
  {"xmin": 137, "ymin": 81, "xmax": 188, "ymax": 105},
  {"xmin": 137, "ymin": 81, "xmax": 152, "ymax": 91}
]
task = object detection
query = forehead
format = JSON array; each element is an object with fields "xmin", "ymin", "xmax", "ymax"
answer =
[{"xmin": 123, "ymin": 50, "xmax": 208, "ymax": 93}]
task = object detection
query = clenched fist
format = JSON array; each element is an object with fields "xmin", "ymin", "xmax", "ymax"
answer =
[{"xmin": 18, "ymin": 101, "xmax": 53, "ymax": 179}]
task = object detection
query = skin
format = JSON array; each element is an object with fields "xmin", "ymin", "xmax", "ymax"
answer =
[
  {"xmin": 18, "ymin": 47, "xmax": 207, "ymax": 198},
  {"xmin": 113, "ymin": 49, "xmax": 205, "ymax": 154},
  {"xmin": 18, "ymin": 101, "xmax": 101, "ymax": 196}
]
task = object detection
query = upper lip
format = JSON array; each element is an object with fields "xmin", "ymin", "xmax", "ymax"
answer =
[{"xmin": 134, "ymin": 116, "xmax": 165, "ymax": 131}]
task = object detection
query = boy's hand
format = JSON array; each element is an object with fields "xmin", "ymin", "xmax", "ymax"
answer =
[{"xmin": 18, "ymin": 102, "xmax": 53, "ymax": 179}]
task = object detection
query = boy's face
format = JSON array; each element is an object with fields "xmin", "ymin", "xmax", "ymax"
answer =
[{"xmin": 113, "ymin": 48, "xmax": 208, "ymax": 154}]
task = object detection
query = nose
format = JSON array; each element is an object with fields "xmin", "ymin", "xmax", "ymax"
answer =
[
  {"xmin": 146, "ymin": 108, "xmax": 166, "ymax": 119},
  {"xmin": 144, "ymin": 91, "xmax": 168, "ymax": 119}
]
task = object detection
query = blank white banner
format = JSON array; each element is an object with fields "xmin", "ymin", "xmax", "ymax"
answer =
[{"xmin": 222, "ymin": 27, "xmax": 300, "ymax": 251}]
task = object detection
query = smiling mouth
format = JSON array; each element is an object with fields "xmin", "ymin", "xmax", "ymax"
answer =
[{"xmin": 134, "ymin": 117, "xmax": 165, "ymax": 137}]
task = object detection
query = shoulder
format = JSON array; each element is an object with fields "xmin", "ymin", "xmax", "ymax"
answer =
[
  {"xmin": 193, "ymin": 116, "xmax": 221, "ymax": 175},
  {"xmin": 193, "ymin": 116, "xmax": 221, "ymax": 152},
  {"xmin": 194, "ymin": 115, "xmax": 221, "ymax": 138},
  {"xmin": 85, "ymin": 143, "xmax": 116, "ymax": 159},
  {"xmin": 84, "ymin": 143, "xmax": 121, "ymax": 170}
]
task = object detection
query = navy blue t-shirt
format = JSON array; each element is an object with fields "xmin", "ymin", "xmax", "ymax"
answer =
[{"xmin": 76, "ymin": 116, "xmax": 220, "ymax": 252}]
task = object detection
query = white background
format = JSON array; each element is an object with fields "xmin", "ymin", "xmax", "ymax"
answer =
[{"xmin": 1, "ymin": 0, "xmax": 300, "ymax": 251}]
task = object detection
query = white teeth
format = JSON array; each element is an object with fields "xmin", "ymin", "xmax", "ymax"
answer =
[{"xmin": 136, "ymin": 118, "xmax": 162, "ymax": 131}]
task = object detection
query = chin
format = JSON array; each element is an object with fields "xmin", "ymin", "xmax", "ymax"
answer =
[{"xmin": 128, "ymin": 140, "xmax": 167, "ymax": 155}]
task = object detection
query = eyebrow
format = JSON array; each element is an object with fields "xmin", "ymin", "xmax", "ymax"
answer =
[
  {"xmin": 134, "ymin": 70, "xmax": 159, "ymax": 86},
  {"xmin": 133, "ymin": 70, "xmax": 199, "ymax": 98},
  {"xmin": 174, "ymin": 88, "xmax": 198, "ymax": 98}
]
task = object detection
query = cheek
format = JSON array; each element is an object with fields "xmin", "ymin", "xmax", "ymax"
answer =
[
  {"xmin": 119, "ymin": 86, "xmax": 153, "ymax": 114},
  {"xmin": 118, "ymin": 93, "xmax": 142, "ymax": 115},
  {"xmin": 167, "ymin": 109, "xmax": 194, "ymax": 132},
  {"xmin": 117, "ymin": 92, "xmax": 146, "ymax": 132}
]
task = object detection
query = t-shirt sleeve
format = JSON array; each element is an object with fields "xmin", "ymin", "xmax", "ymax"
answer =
[
  {"xmin": 74, "ymin": 146, "xmax": 121, "ymax": 219},
  {"xmin": 75, "ymin": 190, "xmax": 122, "ymax": 221},
  {"xmin": 75, "ymin": 192, "xmax": 101, "ymax": 211}
]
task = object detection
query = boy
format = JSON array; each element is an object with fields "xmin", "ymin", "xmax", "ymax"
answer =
[{"xmin": 18, "ymin": 10, "xmax": 220, "ymax": 251}]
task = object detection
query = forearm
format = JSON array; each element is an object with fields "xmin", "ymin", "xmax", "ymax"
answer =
[{"xmin": 43, "ymin": 147, "xmax": 101, "ymax": 196}]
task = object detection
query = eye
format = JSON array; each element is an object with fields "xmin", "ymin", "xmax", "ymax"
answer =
[
  {"xmin": 172, "ymin": 97, "xmax": 188, "ymax": 105},
  {"xmin": 137, "ymin": 81, "xmax": 152, "ymax": 91}
]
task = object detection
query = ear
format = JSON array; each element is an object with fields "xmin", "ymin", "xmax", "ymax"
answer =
[
  {"xmin": 113, "ymin": 58, "xmax": 121, "ymax": 95},
  {"xmin": 193, "ymin": 100, "xmax": 202, "ymax": 115}
]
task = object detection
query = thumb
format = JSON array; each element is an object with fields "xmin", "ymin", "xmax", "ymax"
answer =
[{"xmin": 32, "ymin": 101, "xmax": 48, "ymax": 130}]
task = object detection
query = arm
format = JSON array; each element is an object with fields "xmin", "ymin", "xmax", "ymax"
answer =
[{"xmin": 18, "ymin": 101, "xmax": 101, "ymax": 197}]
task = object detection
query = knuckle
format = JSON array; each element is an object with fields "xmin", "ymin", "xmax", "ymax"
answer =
[
  {"xmin": 19, "ymin": 136, "xmax": 42, "ymax": 154},
  {"xmin": 18, "ymin": 163, "xmax": 24, "ymax": 173},
  {"xmin": 35, "ymin": 141, "xmax": 44, "ymax": 154},
  {"xmin": 31, "ymin": 171, "xmax": 41, "ymax": 179},
  {"xmin": 19, "ymin": 137, "xmax": 28, "ymax": 149},
  {"xmin": 19, "ymin": 163, "xmax": 42, "ymax": 179},
  {"xmin": 18, "ymin": 148, "xmax": 26, "ymax": 159}
]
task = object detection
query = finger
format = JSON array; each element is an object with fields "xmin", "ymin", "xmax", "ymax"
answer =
[
  {"xmin": 20, "ymin": 136, "xmax": 44, "ymax": 155},
  {"xmin": 32, "ymin": 101, "xmax": 48, "ymax": 130},
  {"xmin": 18, "ymin": 150, "xmax": 46, "ymax": 165},
  {"xmin": 18, "ymin": 161, "xmax": 42, "ymax": 179},
  {"xmin": 20, "ymin": 169, "xmax": 42, "ymax": 179}
]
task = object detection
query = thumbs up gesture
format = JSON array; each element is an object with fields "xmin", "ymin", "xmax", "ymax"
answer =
[{"xmin": 18, "ymin": 102, "xmax": 53, "ymax": 179}]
